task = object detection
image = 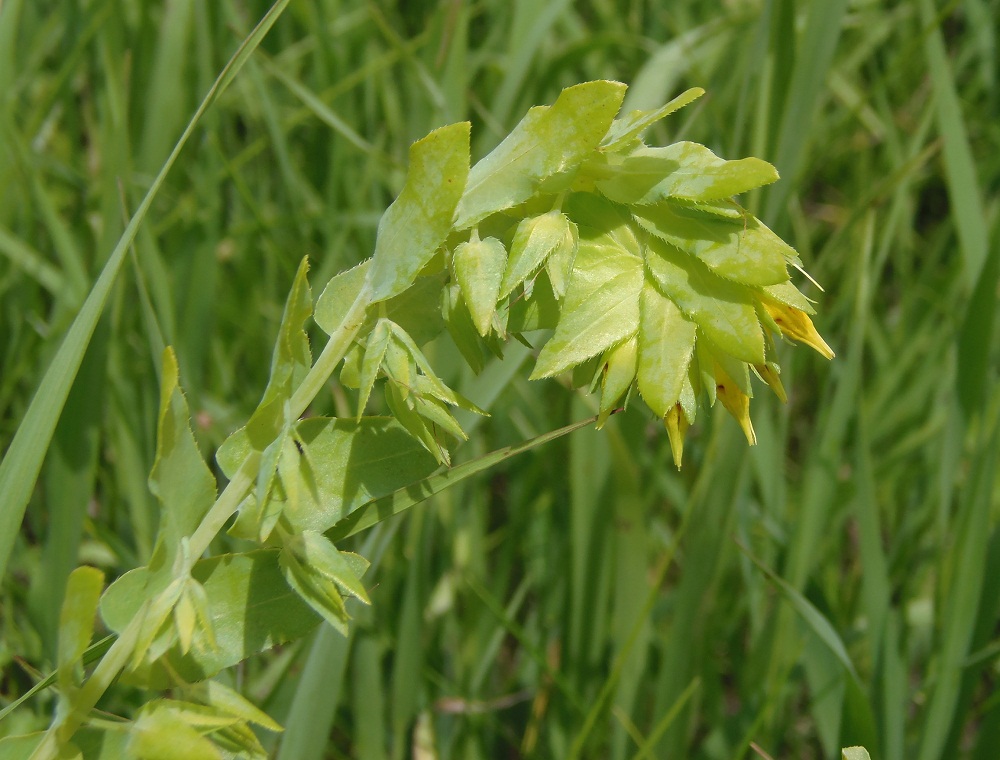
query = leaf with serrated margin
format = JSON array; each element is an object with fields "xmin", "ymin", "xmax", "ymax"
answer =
[
  {"xmin": 149, "ymin": 348, "xmax": 217, "ymax": 574},
  {"xmin": 216, "ymin": 258, "xmax": 314, "ymax": 497},
  {"xmin": 453, "ymin": 234, "xmax": 507, "ymax": 336},
  {"xmin": 759, "ymin": 279, "xmax": 816, "ymax": 314},
  {"xmin": 597, "ymin": 142, "xmax": 778, "ymax": 202},
  {"xmin": 278, "ymin": 530, "xmax": 371, "ymax": 636},
  {"xmin": 370, "ymin": 122, "xmax": 470, "ymax": 303},
  {"xmin": 600, "ymin": 88, "xmax": 705, "ymax": 151},
  {"xmin": 244, "ymin": 257, "xmax": 313, "ymax": 448},
  {"xmin": 455, "ymin": 81, "xmax": 627, "ymax": 229},
  {"xmin": 501, "ymin": 211, "xmax": 575, "ymax": 298},
  {"xmin": 644, "ymin": 236, "xmax": 765, "ymax": 365},
  {"xmin": 598, "ymin": 335, "xmax": 638, "ymax": 424},
  {"xmin": 633, "ymin": 201, "xmax": 790, "ymax": 286},
  {"xmin": 637, "ymin": 279, "xmax": 697, "ymax": 419},
  {"xmin": 358, "ymin": 319, "xmax": 391, "ymax": 417},
  {"xmin": 530, "ymin": 219, "xmax": 643, "ymax": 379},
  {"xmin": 292, "ymin": 530, "xmax": 371, "ymax": 604}
]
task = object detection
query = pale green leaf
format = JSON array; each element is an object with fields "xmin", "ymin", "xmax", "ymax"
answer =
[
  {"xmin": 253, "ymin": 425, "xmax": 289, "ymax": 541},
  {"xmin": 148, "ymin": 348, "xmax": 217, "ymax": 572},
  {"xmin": 57, "ymin": 566, "xmax": 104, "ymax": 691},
  {"xmin": 760, "ymin": 279, "xmax": 816, "ymax": 314},
  {"xmin": 600, "ymin": 87, "xmax": 705, "ymax": 151},
  {"xmin": 388, "ymin": 323, "xmax": 486, "ymax": 415},
  {"xmin": 279, "ymin": 543, "xmax": 350, "ymax": 636},
  {"xmin": 175, "ymin": 578, "xmax": 217, "ymax": 655},
  {"xmin": 218, "ymin": 417, "xmax": 439, "ymax": 535},
  {"xmin": 133, "ymin": 578, "xmax": 184, "ymax": 670},
  {"xmin": 678, "ymin": 352, "xmax": 700, "ymax": 423},
  {"xmin": 636, "ymin": 279, "xmax": 697, "ymax": 419},
  {"xmin": 454, "ymin": 235, "xmax": 507, "ymax": 336},
  {"xmin": 598, "ymin": 335, "xmax": 638, "ymax": 421},
  {"xmin": 313, "ymin": 259, "xmax": 371, "ymax": 336},
  {"xmin": 670, "ymin": 197, "xmax": 746, "ymax": 220},
  {"xmin": 531, "ymin": 208, "xmax": 644, "ymax": 379},
  {"xmin": 370, "ymin": 122, "xmax": 471, "ymax": 302},
  {"xmin": 147, "ymin": 701, "xmax": 243, "ymax": 731},
  {"xmin": 455, "ymin": 81, "xmax": 627, "ymax": 229},
  {"xmin": 314, "ymin": 260, "xmax": 446, "ymax": 346},
  {"xmin": 383, "ymin": 335, "xmax": 414, "ymax": 396},
  {"xmin": 545, "ymin": 218, "xmax": 580, "ymax": 298},
  {"xmin": 278, "ymin": 435, "xmax": 303, "ymax": 532},
  {"xmin": 411, "ymin": 373, "xmax": 486, "ymax": 417},
  {"xmin": 385, "ymin": 380, "xmax": 448, "ymax": 464},
  {"xmin": 358, "ymin": 319, "xmax": 391, "ymax": 416},
  {"xmin": 375, "ymin": 273, "xmax": 448, "ymax": 345},
  {"xmin": 101, "ymin": 550, "xmax": 321, "ymax": 688},
  {"xmin": 644, "ymin": 236, "xmax": 765, "ymax": 364},
  {"xmin": 211, "ymin": 723, "xmax": 269, "ymax": 759},
  {"xmin": 842, "ymin": 749, "xmax": 872, "ymax": 760},
  {"xmin": 564, "ymin": 191, "xmax": 642, "ymax": 251},
  {"xmin": 129, "ymin": 703, "xmax": 222, "ymax": 760},
  {"xmin": 293, "ymin": 531, "xmax": 371, "ymax": 605},
  {"xmin": 597, "ymin": 142, "xmax": 779, "ymax": 203},
  {"xmin": 634, "ymin": 201, "xmax": 790, "ymax": 286},
  {"xmin": 501, "ymin": 211, "xmax": 575, "ymax": 298},
  {"xmin": 409, "ymin": 392, "xmax": 468, "ymax": 441},
  {"xmin": 183, "ymin": 681, "xmax": 283, "ymax": 732},
  {"xmin": 215, "ymin": 258, "xmax": 314, "ymax": 489},
  {"xmin": 340, "ymin": 342, "xmax": 363, "ymax": 388},
  {"xmin": 244, "ymin": 257, "xmax": 313, "ymax": 449}
]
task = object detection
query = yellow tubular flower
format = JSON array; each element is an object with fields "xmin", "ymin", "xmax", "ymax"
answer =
[
  {"xmin": 714, "ymin": 362, "xmax": 756, "ymax": 445},
  {"xmin": 753, "ymin": 363, "xmax": 787, "ymax": 404},
  {"xmin": 664, "ymin": 403, "xmax": 689, "ymax": 470},
  {"xmin": 762, "ymin": 302, "xmax": 835, "ymax": 359}
]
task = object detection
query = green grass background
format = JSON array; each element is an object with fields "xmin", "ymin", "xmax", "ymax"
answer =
[{"xmin": 1, "ymin": 1, "xmax": 998, "ymax": 758}]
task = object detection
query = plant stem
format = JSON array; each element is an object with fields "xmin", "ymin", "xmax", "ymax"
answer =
[
  {"xmin": 186, "ymin": 450, "xmax": 261, "ymax": 561},
  {"xmin": 30, "ymin": 603, "xmax": 147, "ymax": 760},
  {"xmin": 289, "ymin": 281, "xmax": 374, "ymax": 419}
]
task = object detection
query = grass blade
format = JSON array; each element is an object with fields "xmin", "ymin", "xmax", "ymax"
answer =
[{"xmin": 0, "ymin": 0, "xmax": 292, "ymax": 581}]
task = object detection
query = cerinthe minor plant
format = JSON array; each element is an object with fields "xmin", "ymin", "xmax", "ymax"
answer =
[{"xmin": 4, "ymin": 80, "xmax": 831, "ymax": 758}]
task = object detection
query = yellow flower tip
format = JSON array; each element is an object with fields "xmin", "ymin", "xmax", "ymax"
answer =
[
  {"xmin": 754, "ymin": 363, "xmax": 787, "ymax": 404},
  {"xmin": 664, "ymin": 404, "xmax": 689, "ymax": 469},
  {"xmin": 763, "ymin": 303, "xmax": 835, "ymax": 360},
  {"xmin": 737, "ymin": 411, "xmax": 757, "ymax": 446},
  {"xmin": 714, "ymin": 368, "xmax": 757, "ymax": 446}
]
